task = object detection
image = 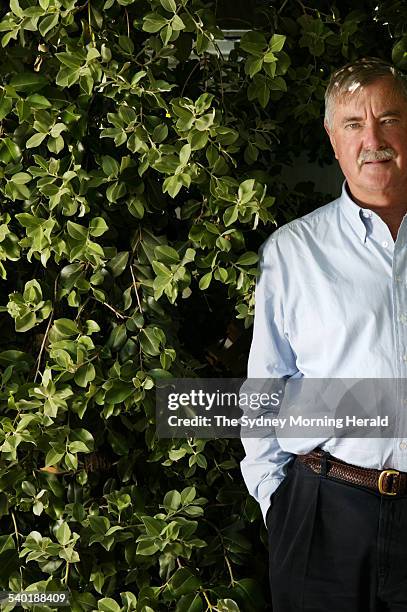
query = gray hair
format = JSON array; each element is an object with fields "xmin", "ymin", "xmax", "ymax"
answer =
[{"xmin": 324, "ymin": 57, "xmax": 407, "ymax": 129}]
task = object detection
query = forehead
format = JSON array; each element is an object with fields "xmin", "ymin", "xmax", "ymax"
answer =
[{"xmin": 332, "ymin": 76, "xmax": 407, "ymax": 120}]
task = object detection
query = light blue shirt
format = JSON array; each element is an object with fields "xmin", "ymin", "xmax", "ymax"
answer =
[{"xmin": 241, "ymin": 182, "xmax": 407, "ymax": 522}]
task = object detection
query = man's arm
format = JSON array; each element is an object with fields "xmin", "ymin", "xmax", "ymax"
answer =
[{"xmin": 240, "ymin": 234, "xmax": 301, "ymax": 523}]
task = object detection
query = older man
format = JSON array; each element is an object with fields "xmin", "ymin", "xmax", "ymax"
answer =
[{"xmin": 241, "ymin": 57, "xmax": 407, "ymax": 611}]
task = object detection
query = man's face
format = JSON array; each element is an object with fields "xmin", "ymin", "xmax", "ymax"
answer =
[{"xmin": 325, "ymin": 76, "xmax": 407, "ymax": 203}]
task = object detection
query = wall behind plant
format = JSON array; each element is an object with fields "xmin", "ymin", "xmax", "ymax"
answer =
[{"xmin": 0, "ymin": 1, "xmax": 405, "ymax": 610}]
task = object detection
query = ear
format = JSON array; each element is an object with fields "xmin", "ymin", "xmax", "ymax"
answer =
[{"xmin": 324, "ymin": 120, "xmax": 338, "ymax": 160}]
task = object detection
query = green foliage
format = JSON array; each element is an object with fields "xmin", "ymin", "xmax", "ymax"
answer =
[{"xmin": 0, "ymin": 0, "xmax": 403, "ymax": 609}]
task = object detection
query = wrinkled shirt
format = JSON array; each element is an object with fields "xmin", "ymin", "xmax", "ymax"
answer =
[{"xmin": 240, "ymin": 182, "xmax": 407, "ymax": 522}]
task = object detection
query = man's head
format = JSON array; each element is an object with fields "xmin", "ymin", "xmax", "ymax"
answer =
[{"xmin": 324, "ymin": 57, "xmax": 407, "ymax": 205}]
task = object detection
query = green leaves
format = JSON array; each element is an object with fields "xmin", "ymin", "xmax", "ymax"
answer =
[
  {"xmin": 239, "ymin": 31, "xmax": 267, "ymax": 56},
  {"xmin": 107, "ymin": 251, "xmax": 129, "ymax": 277},
  {"xmin": 0, "ymin": 138, "xmax": 21, "ymax": 163},
  {"xmin": 26, "ymin": 132, "xmax": 47, "ymax": 148},
  {"xmin": 151, "ymin": 244, "xmax": 194, "ymax": 302},
  {"xmin": 248, "ymin": 74, "xmax": 270, "ymax": 108},
  {"xmin": 155, "ymin": 245, "xmax": 180, "ymax": 264},
  {"xmin": 67, "ymin": 221, "xmax": 88, "ymax": 241},
  {"xmin": 56, "ymin": 523, "xmax": 71, "ymax": 546},
  {"xmin": 105, "ymin": 381, "xmax": 134, "ymax": 404},
  {"xmin": 392, "ymin": 36, "xmax": 407, "ymax": 69},
  {"xmin": 0, "ymin": 0, "xmax": 378, "ymax": 607},
  {"xmin": 89, "ymin": 217, "xmax": 109, "ymax": 237},
  {"xmin": 162, "ymin": 175, "xmax": 184, "ymax": 198},
  {"xmin": 101, "ymin": 155, "xmax": 119, "ymax": 178},
  {"xmin": 198, "ymin": 271, "xmax": 212, "ymax": 290},
  {"xmin": 238, "ymin": 179, "xmax": 256, "ymax": 205},
  {"xmin": 6, "ymin": 279, "xmax": 52, "ymax": 332},
  {"xmin": 240, "ymin": 31, "xmax": 288, "ymax": 106},
  {"xmin": 167, "ymin": 568, "xmax": 201, "ymax": 597},
  {"xmin": 139, "ymin": 326, "xmax": 165, "ymax": 356},
  {"xmin": 163, "ymin": 489, "xmax": 181, "ymax": 511},
  {"xmin": 161, "ymin": 0, "xmax": 177, "ymax": 11},
  {"xmin": 0, "ymin": 535, "xmax": 15, "ymax": 556},
  {"xmin": 9, "ymin": 73, "xmax": 48, "ymax": 93},
  {"xmin": 65, "ymin": 218, "xmax": 108, "ymax": 265},
  {"xmin": 20, "ymin": 527, "xmax": 80, "ymax": 567},
  {"xmin": 298, "ymin": 14, "xmax": 332, "ymax": 56},
  {"xmin": 236, "ymin": 252, "xmax": 259, "ymax": 266},
  {"xmin": 143, "ymin": 13, "xmax": 169, "ymax": 33},
  {"xmin": 39, "ymin": 13, "xmax": 59, "ymax": 37},
  {"xmin": 195, "ymin": 110, "xmax": 215, "ymax": 131},
  {"xmin": 98, "ymin": 599, "xmax": 121, "ymax": 612},
  {"xmin": 74, "ymin": 363, "xmax": 96, "ymax": 387}
]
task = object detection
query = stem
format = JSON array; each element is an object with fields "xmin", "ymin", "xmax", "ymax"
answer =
[
  {"xmin": 34, "ymin": 275, "xmax": 58, "ymax": 383},
  {"xmin": 75, "ymin": 296, "xmax": 91, "ymax": 322},
  {"xmin": 214, "ymin": 55, "xmax": 225, "ymax": 108},
  {"xmin": 296, "ymin": 0, "xmax": 307, "ymax": 14},
  {"xmin": 93, "ymin": 298, "xmax": 126, "ymax": 320},
  {"xmin": 201, "ymin": 516, "xmax": 237, "ymax": 585},
  {"xmin": 130, "ymin": 264, "xmax": 143, "ymax": 313},
  {"xmin": 201, "ymin": 589, "xmax": 214, "ymax": 610},
  {"xmin": 11, "ymin": 511, "xmax": 23, "ymax": 589},
  {"xmin": 87, "ymin": 0, "xmax": 93, "ymax": 42},
  {"xmin": 183, "ymin": 5, "xmax": 225, "ymax": 60},
  {"xmin": 11, "ymin": 511, "xmax": 20, "ymax": 547},
  {"xmin": 278, "ymin": 0, "xmax": 289, "ymax": 14},
  {"xmin": 181, "ymin": 59, "xmax": 202, "ymax": 97},
  {"xmin": 63, "ymin": 561, "xmax": 70, "ymax": 586},
  {"xmin": 125, "ymin": 8, "xmax": 130, "ymax": 38},
  {"xmin": 225, "ymin": 554, "xmax": 236, "ymax": 586},
  {"xmin": 34, "ymin": 312, "xmax": 54, "ymax": 383}
]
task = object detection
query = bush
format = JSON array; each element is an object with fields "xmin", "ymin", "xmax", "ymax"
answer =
[{"xmin": 0, "ymin": 0, "xmax": 404, "ymax": 610}]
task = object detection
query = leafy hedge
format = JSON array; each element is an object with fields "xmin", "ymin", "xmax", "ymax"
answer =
[{"xmin": 0, "ymin": 0, "xmax": 405, "ymax": 610}]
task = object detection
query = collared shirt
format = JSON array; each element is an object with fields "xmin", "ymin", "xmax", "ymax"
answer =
[{"xmin": 240, "ymin": 182, "xmax": 407, "ymax": 522}]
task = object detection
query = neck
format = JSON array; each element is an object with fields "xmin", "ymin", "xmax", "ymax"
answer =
[
  {"xmin": 369, "ymin": 208, "xmax": 404, "ymax": 241},
  {"xmin": 347, "ymin": 186, "xmax": 407, "ymax": 241}
]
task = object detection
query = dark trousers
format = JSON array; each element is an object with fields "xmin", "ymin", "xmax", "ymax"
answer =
[{"xmin": 266, "ymin": 456, "xmax": 407, "ymax": 611}]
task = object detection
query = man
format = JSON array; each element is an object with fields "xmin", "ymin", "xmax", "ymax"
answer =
[{"xmin": 240, "ymin": 57, "xmax": 407, "ymax": 611}]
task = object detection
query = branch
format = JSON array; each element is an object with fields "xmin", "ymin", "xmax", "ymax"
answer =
[
  {"xmin": 130, "ymin": 263, "xmax": 143, "ymax": 313},
  {"xmin": 34, "ymin": 275, "xmax": 58, "ymax": 383}
]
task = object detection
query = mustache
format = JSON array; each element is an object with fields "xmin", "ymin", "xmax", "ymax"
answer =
[{"xmin": 358, "ymin": 148, "xmax": 396, "ymax": 166}]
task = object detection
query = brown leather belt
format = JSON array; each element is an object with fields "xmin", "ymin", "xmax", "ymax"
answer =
[{"xmin": 298, "ymin": 448, "xmax": 407, "ymax": 496}]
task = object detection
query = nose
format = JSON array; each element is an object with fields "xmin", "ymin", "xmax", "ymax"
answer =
[{"xmin": 363, "ymin": 121, "xmax": 386, "ymax": 150}]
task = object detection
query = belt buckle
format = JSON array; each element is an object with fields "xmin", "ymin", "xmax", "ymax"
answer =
[{"xmin": 378, "ymin": 469, "xmax": 400, "ymax": 496}]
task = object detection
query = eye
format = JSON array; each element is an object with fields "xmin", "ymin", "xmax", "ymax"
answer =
[
  {"xmin": 345, "ymin": 123, "xmax": 360, "ymax": 130},
  {"xmin": 382, "ymin": 118, "xmax": 398, "ymax": 125}
]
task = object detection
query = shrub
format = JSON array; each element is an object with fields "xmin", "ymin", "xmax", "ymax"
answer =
[{"xmin": 0, "ymin": 0, "xmax": 403, "ymax": 609}]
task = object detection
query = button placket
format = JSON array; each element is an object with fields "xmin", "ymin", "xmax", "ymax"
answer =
[{"xmin": 394, "ymin": 240, "xmax": 407, "ymax": 458}]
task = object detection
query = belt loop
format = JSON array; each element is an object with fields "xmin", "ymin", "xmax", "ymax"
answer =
[{"xmin": 321, "ymin": 450, "xmax": 332, "ymax": 477}]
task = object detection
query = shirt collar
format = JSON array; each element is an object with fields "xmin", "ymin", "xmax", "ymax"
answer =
[{"xmin": 339, "ymin": 181, "xmax": 371, "ymax": 244}]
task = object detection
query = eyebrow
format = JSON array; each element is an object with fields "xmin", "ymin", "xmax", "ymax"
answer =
[{"xmin": 341, "ymin": 110, "xmax": 402, "ymax": 125}]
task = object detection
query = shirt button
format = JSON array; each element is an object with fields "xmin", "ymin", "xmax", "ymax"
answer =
[
  {"xmin": 362, "ymin": 210, "xmax": 372, "ymax": 218},
  {"xmin": 382, "ymin": 241, "xmax": 389, "ymax": 248},
  {"xmin": 399, "ymin": 314, "xmax": 407, "ymax": 324},
  {"xmin": 400, "ymin": 441, "xmax": 407, "ymax": 451}
]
